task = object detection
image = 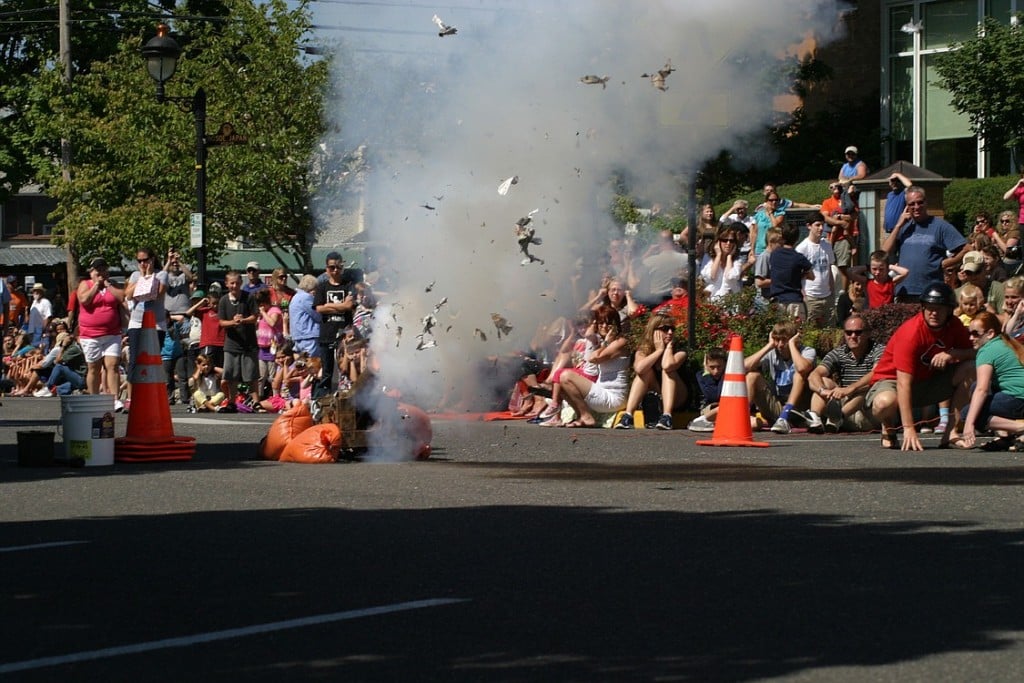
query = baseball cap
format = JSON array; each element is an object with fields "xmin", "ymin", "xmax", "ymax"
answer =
[
  {"xmin": 89, "ymin": 257, "xmax": 108, "ymax": 270},
  {"xmin": 6, "ymin": 275, "xmax": 16, "ymax": 284},
  {"xmin": 845, "ymin": 145, "xmax": 858, "ymax": 155},
  {"xmin": 245, "ymin": 261, "xmax": 260, "ymax": 271},
  {"xmin": 208, "ymin": 282, "xmax": 223, "ymax": 294},
  {"xmin": 961, "ymin": 250, "xmax": 985, "ymax": 273},
  {"xmin": 191, "ymin": 289, "xmax": 206, "ymax": 299}
]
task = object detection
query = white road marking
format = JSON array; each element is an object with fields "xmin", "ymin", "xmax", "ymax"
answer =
[
  {"xmin": 0, "ymin": 540, "xmax": 89, "ymax": 554},
  {"xmin": 0, "ymin": 597, "xmax": 469, "ymax": 674}
]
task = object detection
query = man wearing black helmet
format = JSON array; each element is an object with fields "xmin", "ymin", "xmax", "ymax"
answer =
[{"xmin": 865, "ymin": 282, "xmax": 976, "ymax": 450}]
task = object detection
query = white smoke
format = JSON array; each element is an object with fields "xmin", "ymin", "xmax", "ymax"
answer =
[{"xmin": 314, "ymin": 0, "xmax": 849, "ymax": 456}]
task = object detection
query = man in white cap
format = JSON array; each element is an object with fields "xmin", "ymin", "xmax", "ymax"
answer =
[
  {"xmin": 838, "ymin": 145, "xmax": 868, "ymax": 186},
  {"xmin": 27, "ymin": 283, "xmax": 52, "ymax": 346},
  {"xmin": 242, "ymin": 260, "xmax": 266, "ymax": 295}
]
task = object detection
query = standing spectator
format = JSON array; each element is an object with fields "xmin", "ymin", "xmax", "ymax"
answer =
[
  {"xmin": 163, "ymin": 246, "xmax": 194, "ymax": 317},
  {"xmin": 255, "ymin": 288, "xmax": 284, "ymax": 399},
  {"xmin": 0, "ymin": 273, "xmax": 9, "ymax": 329},
  {"xmin": 883, "ymin": 172, "xmax": 912, "ymax": 234},
  {"xmin": 680, "ymin": 204, "xmax": 719, "ymax": 262},
  {"xmin": 315, "ymin": 252, "xmax": 359, "ymax": 392},
  {"xmin": 193, "ymin": 283, "xmax": 225, "ymax": 371},
  {"xmin": 808, "ymin": 313, "xmax": 883, "ymax": 433},
  {"xmin": 752, "ymin": 190, "xmax": 788, "ymax": 256},
  {"xmin": 27, "ymin": 283, "xmax": 52, "ymax": 346},
  {"xmin": 745, "ymin": 321, "xmax": 819, "ymax": 434},
  {"xmin": 7, "ymin": 277, "xmax": 28, "ymax": 331},
  {"xmin": 796, "ymin": 212, "xmax": 836, "ymax": 328},
  {"xmin": 865, "ymin": 283, "xmax": 975, "ymax": 451},
  {"xmin": 161, "ymin": 312, "xmax": 187, "ymax": 404},
  {"xmin": 269, "ymin": 268, "xmax": 295, "ymax": 338},
  {"xmin": 882, "ymin": 186, "xmax": 967, "ymax": 302},
  {"xmin": 820, "ymin": 182, "xmax": 856, "ymax": 287},
  {"xmin": 768, "ymin": 223, "xmax": 814, "ymax": 320},
  {"xmin": 76, "ymin": 257, "xmax": 125, "ymax": 407},
  {"xmin": 242, "ymin": 261, "xmax": 266, "ymax": 295},
  {"xmin": 125, "ymin": 246, "xmax": 168, "ymax": 383},
  {"xmin": 218, "ymin": 270, "xmax": 259, "ymax": 412},
  {"xmin": 640, "ymin": 230, "xmax": 690, "ymax": 307},
  {"xmin": 849, "ymin": 250, "xmax": 909, "ymax": 309},
  {"xmin": 1002, "ymin": 172, "xmax": 1024, "ymax": 235},
  {"xmin": 754, "ymin": 228, "xmax": 783, "ymax": 308},
  {"xmin": 290, "ymin": 274, "xmax": 322, "ymax": 359},
  {"xmin": 838, "ymin": 145, "xmax": 869, "ymax": 186}
]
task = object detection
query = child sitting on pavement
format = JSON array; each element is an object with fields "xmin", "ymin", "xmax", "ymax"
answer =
[
  {"xmin": 745, "ymin": 321, "xmax": 820, "ymax": 434},
  {"xmin": 190, "ymin": 353, "xmax": 225, "ymax": 412},
  {"xmin": 687, "ymin": 347, "xmax": 727, "ymax": 432}
]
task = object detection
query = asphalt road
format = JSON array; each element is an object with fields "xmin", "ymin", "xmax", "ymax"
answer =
[{"xmin": 2, "ymin": 397, "xmax": 1024, "ymax": 681}]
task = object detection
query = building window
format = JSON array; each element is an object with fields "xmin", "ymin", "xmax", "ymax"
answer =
[{"xmin": 2, "ymin": 197, "xmax": 57, "ymax": 239}]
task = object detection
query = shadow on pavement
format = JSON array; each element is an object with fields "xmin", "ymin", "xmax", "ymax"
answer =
[{"xmin": 2, "ymin": 505, "xmax": 1022, "ymax": 681}]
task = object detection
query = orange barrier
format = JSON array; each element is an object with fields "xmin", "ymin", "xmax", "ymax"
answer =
[
  {"xmin": 697, "ymin": 335, "xmax": 770, "ymax": 448},
  {"xmin": 115, "ymin": 310, "xmax": 196, "ymax": 462}
]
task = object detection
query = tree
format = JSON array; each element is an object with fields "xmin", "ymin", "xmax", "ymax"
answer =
[
  {"xmin": 21, "ymin": 0, "xmax": 335, "ymax": 274},
  {"xmin": 935, "ymin": 16, "xmax": 1024, "ymax": 165}
]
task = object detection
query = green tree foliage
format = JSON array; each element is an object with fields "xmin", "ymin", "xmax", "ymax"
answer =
[
  {"xmin": 935, "ymin": 16, "xmax": 1024, "ymax": 164},
  {"xmin": 21, "ymin": 0, "xmax": 334, "ymax": 273}
]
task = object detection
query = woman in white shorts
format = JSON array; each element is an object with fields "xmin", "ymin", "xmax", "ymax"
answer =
[
  {"xmin": 77, "ymin": 257, "xmax": 125, "ymax": 406},
  {"xmin": 557, "ymin": 304, "xmax": 630, "ymax": 427}
]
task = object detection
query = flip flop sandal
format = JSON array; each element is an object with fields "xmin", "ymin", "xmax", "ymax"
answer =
[{"xmin": 980, "ymin": 435, "xmax": 1016, "ymax": 452}]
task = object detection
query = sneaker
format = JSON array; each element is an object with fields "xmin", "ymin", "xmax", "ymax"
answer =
[
  {"xmin": 114, "ymin": 399, "xmax": 125, "ymax": 413},
  {"xmin": 654, "ymin": 414, "xmax": 673, "ymax": 430},
  {"xmin": 935, "ymin": 421, "xmax": 948, "ymax": 435},
  {"xmin": 770, "ymin": 417, "xmax": 791, "ymax": 434},
  {"xmin": 218, "ymin": 402, "xmax": 237, "ymax": 413},
  {"xmin": 825, "ymin": 400, "xmax": 843, "ymax": 433},
  {"xmin": 613, "ymin": 413, "xmax": 634, "ymax": 429},
  {"xmin": 33, "ymin": 387, "xmax": 53, "ymax": 398},
  {"xmin": 687, "ymin": 415, "xmax": 716, "ymax": 433},
  {"xmin": 805, "ymin": 410, "xmax": 824, "ymax": 434},
  {"xmin": 919, "ymin": 425, "xmax": 934, "ymax": 434}
]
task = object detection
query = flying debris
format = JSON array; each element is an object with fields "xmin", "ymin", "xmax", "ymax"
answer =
[
  {"xmin": 425, "ymin": 280, "xmax": 435, "ymax": 292},
  {"xmin": 420, "ymin": 203, "xmax": 436, "ymax": 211},
  {"xmin": 395, "ymin": 326, "xmax": 403, "ymax": 347},
  {"xmin": 415, "ymin": 334, "xmax": 437, "ymax": 350},
  {"xmin": 421, "ymin": 314, "xmax": 437, "ymax": 336},
  {"xmin": 433, "ymin": 195, "xmax": 444, "ymax": 201},
  {"xmin": 513, "ymin": 210, "xmax": 543, "ymax": 265},
  {"xmin": 474, "ymin": 328, "xmax": 487, "ymax": 342},
  {"xmin": 641, "ymin": 59, "xmax": 675, "ymax": 92},
  {"xmin": 497, "ymin": 175, "xmax": 519, "ymax": 196},
  {"xmin": 579, "ymin": 75, "xmax": 610, "ymax": 89},
  {"xmin": 432, "ymin": 296, "xmax": 448, "ymax": 315},
  {"xmin": 491, "ymin": 313, "xmax": 513, "ymax": 338},
  {"xmin": 432, "ymin": 14, "xmax": 457, "ymax": 37}
]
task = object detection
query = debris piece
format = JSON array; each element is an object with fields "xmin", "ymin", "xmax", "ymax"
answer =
[
  {"xmin": 432, "ymin": 14, "xmax": 457, "ymax": 37},
  {"xmin": 641, "ymin": 58, "xmax": 675, "ymax": 91},
  {"xmin": 491, "ymin": 313, "xmax": 513, "ymax": 338},
  {"xmin": 579, "ymin": 75, "xmax": 610, "ymax": 89},
  {"xmin": 497, "ymin": 175, "xmax": 519, "ymax": 196}
]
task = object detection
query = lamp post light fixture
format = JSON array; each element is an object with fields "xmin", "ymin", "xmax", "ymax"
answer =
[{"xmin": 141, "ymin": 23, "xmax": 207, "ymax": 286}]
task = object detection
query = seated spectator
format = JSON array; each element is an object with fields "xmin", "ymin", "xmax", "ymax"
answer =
[
  {"xmin": 865, "ymin": 283, "xmax": 975, "ymax": 450},
  {"xmin": 971, "ymin": 211, "xmax": 1008, "ymax": 253},
  {"xmin": 996, "ymin": 210, "xmax": 1021, "ymax": 252},
  {"xmin": 612, "ymin": 313, "xmax": 688, "ymax": 430},
  {"xmin": 686, "ymin": 347, "xmax": 728, "ymax": 432},
  {"xmin": 700, "ymin": 224, "xmax": 745, "ymax": 302},
  {"xmin": 581, "ymin": 277, "xmax": 641, "ymax": 332},
  {"xmin": 651, "ymin": 276, "xmax": 688, "ymax": 315},
  {"xmin": 555, "ymin": 305, "xmax": 630, "ymax": 428},
  {"xmin": 956, "ymin": 284, "xmax": 985, "ymax": 326},
  {"xmin": 190, "ymin": 353, "xmax": 226, "ymax": 412},
  {"xmin": 745, "ymin": 321, "xmax": 818, "ymax": 434},
  {"xmin": 536, "ymin": 314, "xmax": 600, "ymax": 427},
  {"xmin": 1000, "ymin": 275, "xmax": 1024, "ymax": 339},
  {"xmin": 957, "ymin": 250, "xmax": 1004, "ymax": 315},
  {"xmin": 338, "ymin": 326, "xmax": 368, "ymax": 389},
  {"xmin": 983, "ymin": 245, "xmax": 1009, "ymax": 283},
  {"xmin": 768, "ymin": 222, "xmax": 813, "ymax": 320},
  {"xmin": 835, "ymin": 278, "xmax": 866, "ymax": 327},
  {"xmin": 808, "ymin": 313, "xmax": 883, "ymax": 433},
  {"xmin": 953, "ymin": 311, "xmax": 1024, "ymax": 450},
  {"xmin": 639, "ymin": 230, "xmax": 690, "ymax": 307}
]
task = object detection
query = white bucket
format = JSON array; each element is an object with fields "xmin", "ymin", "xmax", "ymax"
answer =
[{"xmin": 60, "ymin": 395, "xmax": 116, "ymax": 466}]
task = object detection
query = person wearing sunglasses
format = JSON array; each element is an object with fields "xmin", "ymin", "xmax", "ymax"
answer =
[
  {"xmin": 881, "ymin": 186, "xmax": 967, "ymax": 303},
  {"xmin": 700, "ymin": 225, "xmax": 744, "ymax": 302},
  {"xmin": 952, "ymin": 311, "xmax": 1024, "ymax": 450},
  {"xmin": 612, "ymin": 313, "xmax": 688, "ymax": 431},
  {"xmin": 866, "ymin": 282, "xmax": 975, "ymax": 451},
  {"xmin": 808, "ymin": 313, "xmax": 883, "ymax": 433}
]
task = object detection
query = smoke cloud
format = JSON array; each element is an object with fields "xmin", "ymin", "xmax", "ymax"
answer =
[{"xmin": 314, "ymin": 0, "xmax": 849, "ymax": 455}]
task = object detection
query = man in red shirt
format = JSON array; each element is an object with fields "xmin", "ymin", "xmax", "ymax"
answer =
[{"xmin": 866, "ymin": 282, "xmax": 975, "ymax": 451}]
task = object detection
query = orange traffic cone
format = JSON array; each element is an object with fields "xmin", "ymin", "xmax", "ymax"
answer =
[
  {"xmin": 115, "ymin": 310, "xmax": 196, "ymax": 462},
  {"xmin": 696, "ymin": 335, "xmax": 770, "ymax": 448}
]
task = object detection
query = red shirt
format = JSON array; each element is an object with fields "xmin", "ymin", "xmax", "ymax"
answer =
[
  {"xmin": 198, "ymin": 305, "xmax": 226, "ymax": 348},
  {"xmin": 872, "ymin": 313, "xmax": 971, "ymax": 382},
  {"xmin": 866, "ymin": 278, "xmax": 895, "ymax": 309}
]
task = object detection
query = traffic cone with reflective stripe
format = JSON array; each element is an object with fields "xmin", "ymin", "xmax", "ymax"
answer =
[
  {"xmin": 115, "ymin": 310, "xmax": 196, "ymax": 461},
  {"xmin": 697, "ymin": 335, "xmax": 770, "ymax": 448}
]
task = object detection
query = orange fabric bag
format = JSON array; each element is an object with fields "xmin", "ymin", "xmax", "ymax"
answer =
[
  {"xmin": 397, "ymin": 402, "xmax": 433, "ymax": 460},
  {"xmin": 259, "ymin": 402, "xmax": 314, "ymax": 461},
  {"xmin": 280, "ymin": 423, "xmax": 341, "ymax": 463}
]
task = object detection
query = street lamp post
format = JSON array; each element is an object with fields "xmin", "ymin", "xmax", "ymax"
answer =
[{"xmin": 141, "ymin": 23, "xmax": 207, "ymax": 286}]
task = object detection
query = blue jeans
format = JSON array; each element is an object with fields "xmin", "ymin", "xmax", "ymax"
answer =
[{"xmin": 47, "ymin": 365, "xmax": 85, "ymax": 395}]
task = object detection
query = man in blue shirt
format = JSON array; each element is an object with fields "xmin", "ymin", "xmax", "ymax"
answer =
[
  {"xmin": 883, "ymin": 172, "xmax": 912, "ymax": 234},
  {"xmin": 882, "ymin": 186, "xmax": 967, "ymax": 302}
]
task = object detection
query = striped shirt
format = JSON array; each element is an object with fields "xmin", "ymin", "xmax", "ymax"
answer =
[{"xmin": 819, "ymin": 340, "xmax": 883, "ymax": 387}]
